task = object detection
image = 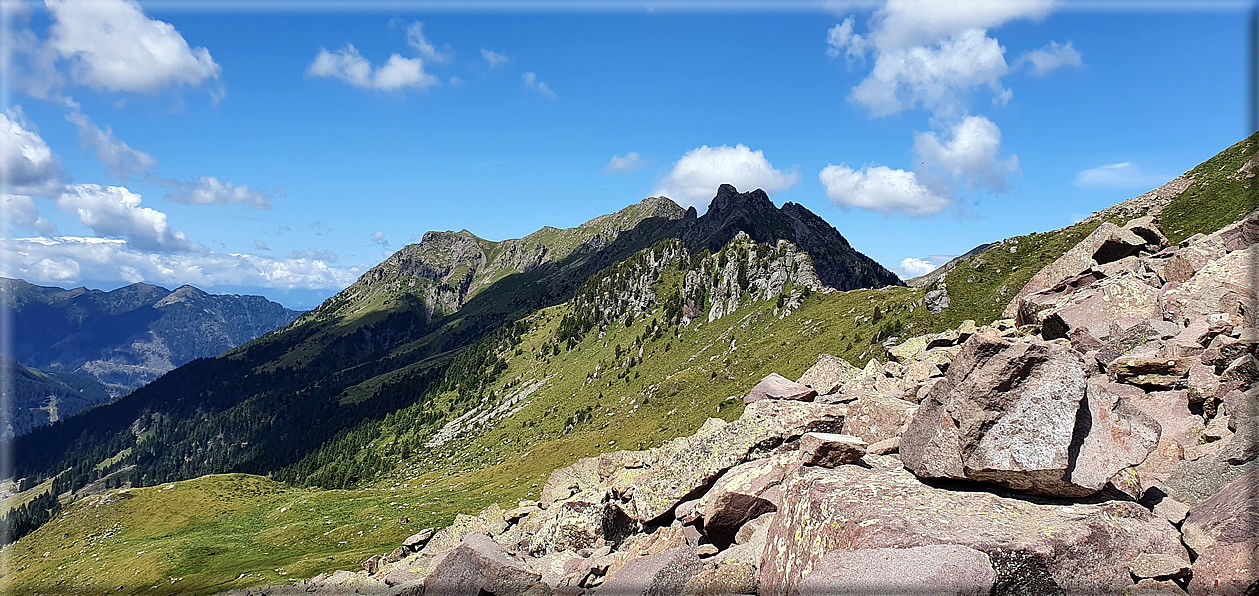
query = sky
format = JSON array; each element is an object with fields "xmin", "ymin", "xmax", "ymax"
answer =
[{"xmin": 0, "ymin": 0, "xmax": 1254, "ymax": 310}]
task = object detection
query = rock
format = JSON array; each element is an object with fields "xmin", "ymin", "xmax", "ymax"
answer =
[
  {"xmin": 1110, "ymin": 355, "xmax": 1194, "ymax": 389},
  {"xmin": 866, "ymin": 436, "xmax": 900, "ymax": 455},
  {"xmin": 1182, "ymin": 468, "xmax": 1259, "ymax": 595},
  {"xmin": 702, "ymin": 453, "xmax": 794, "ymax": 548},
  {"xmin": 743, "ymin": 373, "xmax": 816, "ymax": 404},
  {"xmin": 681, "ymin": 561, "xmax": 757, "ymax": 596},
  {"xmin": 1151, "ymin": 495, "xmax": 1191, "ymax": 525},
  {"xmin": 900, "ymin": 332, "xmax": 1103, "ymax": 496},
  {"xmin": 674, "ymin": 498, "xmax": 704, "ymax": 525},
  {"xmin": 1070, "ymin": 380, "xmax": 1161, "ymax": 493},
  {"xmin": 733, "ymin": 513, "xmax": 772, "ymax": 547},
  {"xmin": 1004, "ymin": 222, "xmax": 1149, "ymax": 319},
  {"xmin": 796, "ymin": 354, "xmax": 861, "ymax": 396},
  {"xmin": 423, "ymin": 533, "xmax": 542, "ymax": 596},
  {"xmin": 1033, "ymin": 277, "xmax": 1162, "ymax": 342},
  {"xmin": 621, "ymin": 400, "xmax": 846, "ymax": 523},
  {"xmin": 1129, "ymin": 553, "xmax": 1191, "ymax": 580},
  {"xmin": 1127, "ymin": 389, "xmax": 1204, "ymax": 451},
  {"xmin": 1125, "ymin": 578, "xmax": 1190, "ymax": 595},
  {"xmin": 1222, "ymin": 354, "xmax": 1259, "ymax": 388},
  {"xmin": 525, "ymin": 493, "xmax": 629, "ymax": 554},
  {"xmin": 758, "ymin": 462, "xmax": 1189, "ymax": 595},
  {"xmin": 1160, "ymin": 457, "xmax": 1258, "ymax": 508},
  {"xmin": 403, "ymin": 528, "xmax": 436, "ymax": 549},
  {"xmin": 597, "ymin": 545, "xmax": 702, "ymax": 596},
  {"xmin": 839, "ymin": 394, "xmax": 917, "ymax": 445},
  {"xmin": 926, "ymin": 288, "xmax": 950, "ymax": 313},
  {"xmin": 1157, "ymin": 238, "xmax": 1227, "ymax": 284},
  {"xmin": 1125, "ymin": 215, "xmax": 1169, "ymax": 249},
  {"xmin": 887, "ymin": 335, "xmax": 929, "ymax": 363},
  {"xmin": 791, "ymin": 544, "xmax": 996, "ymax": 596},
  {"xmin": 797, "ymin": 432, "xmax": 867, "ymax": 468},
  {"xmin": 901, "ymin": 359, "xmax": 944, "ymax": 392},
  {"xmin": 361, "ymin": 554, "xmax": 383, "ymax": 575},
  {"xmin": 1160, "ymin": 245, "xmax": 1258, "ymax": 327}
]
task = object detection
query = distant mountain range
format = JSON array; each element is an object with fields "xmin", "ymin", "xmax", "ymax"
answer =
[{"xmin": 1, "ymin": 279, "xmax": 300, "ymax": 436}]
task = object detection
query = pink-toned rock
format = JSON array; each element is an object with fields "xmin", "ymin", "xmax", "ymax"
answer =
[
  {"xmin": 702, "ymin": 453, "xmax": 794, "ymax": 548},
  {"xmin": 797, "ymin": 432, "xmax": 867, "ymax": 468},
  {"xmin": 758, "ymin": 462, "xmax": 1189, "ymax": 595},
  {"xmin": 423, "ymin": 533, "xmax": 542, "ymax": 596},
  {"xmin": 744, "ymin": 373, "xmax": 817, "ymax": 404},
  {"xmin": 839, "ymin": 393, "xmax": 917, "ymax": 445},
  {"xmin": 1039, "ymin": 277, "xmax": 1161, "ymax": 341},
  {"xmin": 1183, "ymin": 468, "xmax": 1259, "ymax": 595},
  {"xmin": 1160, "ymin": 245, "xmax": 1258, "ymax": 327},
  {"xmin": 1070, "ymin": 380, "xmax": 1162, "ymax": 492},
  {"xmin": 796, "ymin": 354, "xmax": 861, "ymax": 396},
  {"xmin": 1109, "ymin": 355, "xmax": 1194, "ymax": 388},
  {"xmin": 1005, "ymin": 221, "xmax": 1149, "ymax": 319},
  {"xmin": 1128, "ymin": 389, "xmax": 1204, "ymax": 451},
  {"xmin": 791, "ymin": 544, "xmax": 996, "ymax": 596},
  {"xmin": 598, "ymin": 545, "xmax": 702, "ymax": 596}
]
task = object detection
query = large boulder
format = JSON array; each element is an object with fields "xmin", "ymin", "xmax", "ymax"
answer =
[
  {"xmin": 1160, "ymin": 245, "xmax": 1258, "ymax": 327},
  {"xmin": 758, "ymin": 460, "xmax": 1189, "ymax": 595},
  {"xmin": 791, "ymin": 544, "xmax": 997, "ymax": 596},
  {"xmin": 796, "ymin": 354, "xmax": 861, "ymax": 396},
  {"xmin": 1182, "ymin": 468, "xmax": 1259, "ymax": 595},
  {"xmin": 621, "ymin": 400, "xmax": 847, "ymax": 523},
  {"xmin": 901, "ymin": 332, "xmax": 1157, "ymax": 496},
  {"xmin": 744, "ymin": 373, "xmax": 816, "ymax": 404},
  {"xmin": 702, "ymin": 453, "xmax": 795, "ymax": 548},
  {"xmin": 839, "ymin": 393, "xmax": 918, "ymax": 445},
  {"xmin": 597, "ymin": 545, "xmax": 702, "ymax": 596},
  {"xmin": 1004, "ymin": 221, "xmax": 1150, "ymax": 319},
  {"xmin": 1036, "ymin": 277, "xmax": 1161, "ymax": 340},
  {"xmin": 796, "ymin": 432, "xmax": 867, "ymax": 468},
  {"xmin": 423, "ymin": 533, "xmax": 542, "ymax": 596}
]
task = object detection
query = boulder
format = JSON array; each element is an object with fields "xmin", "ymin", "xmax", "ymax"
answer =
[
  {"xmin": 743, "ymin": 373, "xmax": 817, "ymax": 404},
  {"xmin": 1110, "ymin": 355, "xmax": 1194, "ymax": 389},
  {"xmin": 1156, "ymin": 238, "xmax": 1227, "ymax": 284},
  {"xmin": 1125, "ymin": 215, "xmax": 1169, "ymax": 249},
  {"xmin": 1129, "ymin": 553, "xmax": 1191, "ymax": 580},
  {"xmin": 867, "ymin": 436, "xmax": 900, "ymax": 455},
  {"xmin": 403, "ymin": 528, "xmax": 437, "ymax": 550},
  {"xmin": 1182, "ymin": 468, "xmax": 1259, "ymax": 595},
  {"xmin": 1038, "ymin": 277, "xmax": 1161, "ymax": 340},
  {"xmin": 796, "ymin": 354, "xmax": 861, "ymax": 396},
  {"xmin": 887, "ymin": 335, "xmax": 929, "ymax": 363},
  {"xmin": 681, "ymin": 562, "xmax": 757, "ymax": 596},
  {"xmin": 597, "ymin": 545, "xmax": 702, "ymax": 596},
  {"xmin": 797, "ymin": 432, "xmax": 867, "ymax": 468},
  {"xmin": 1004, "ymin": 221, "xmax": 1150, "ymax": 319},
  {"xmin": 1126, "ymin": 389, "xmax": 1204, "ymax": 451},
  {"xmin": 702, "ymin": 453, "xmax": 794, "ymax": 548},
  {"xmin": 1160, "ymin": 245, "xmax": 1258, "ymax": 327},
  {"xmin": 791, "ymin": 544, "xmax": 996, "ymax": 596},
  {"xmin": 758, "ymin": 461, "xmax": 1189, "ymax": 595},
  {"xmin": 621, "ymin": 400, "xmax": 847, "ymax": 523},
  {"xmin": 423, "ymin": 533, "xmax": 542, "ymax": 596},
  {"xmin": 900, "ymin": 332, "xmax": 1097, "ymax": 496},
  {"xmin": 1070, "ymin": 380, "xmax": 1162, "ymax": 492},
  {"xmin": 839, "ymin": 394, "xmax": 917, "ymax": 445}
]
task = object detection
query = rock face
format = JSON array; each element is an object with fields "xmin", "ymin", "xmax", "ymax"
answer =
[{"xmin": 239, "ymin": 208, "xmax": 1259, "ymax": 596}]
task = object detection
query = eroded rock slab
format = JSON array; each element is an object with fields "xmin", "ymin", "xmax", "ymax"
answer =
[{"xmin": 791, "ymin": 544, "xmax": 996, "ymax": 596}]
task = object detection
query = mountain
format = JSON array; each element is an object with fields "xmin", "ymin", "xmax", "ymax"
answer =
[
  {"xmin": 9, "ymin": 187, "xmax": 897, "ymax": 503},
  {"xmin": 0, "ymin": 279, "xmax": 302, "ymax": 392},
  {"xmin": 1, "ymin": 357, "xmax": 112, "ymax": 438}
]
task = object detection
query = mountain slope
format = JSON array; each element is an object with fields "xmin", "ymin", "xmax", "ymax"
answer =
[
  {"xmin": 2, "ymin": 357, "xmax": 112, "ymax": 438},
  {"xmin": 1, "ymin": 279, "xmax": 301, "ymax": 392}
]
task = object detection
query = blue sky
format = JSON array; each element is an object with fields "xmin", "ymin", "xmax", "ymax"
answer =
[{"xmin": 1, "ymin": 0, "xmax": 1253, "ymax": 309}]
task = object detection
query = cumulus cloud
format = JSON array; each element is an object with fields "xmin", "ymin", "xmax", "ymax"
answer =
[
  {"xmin": 2, "ymin": 194, "xmax": 58, "ymax": 236},
  {"xmin": 819, "ymin": 164, "xmax": 949, "ymax": 216},
  {"xmin": 55, "ymin": 184, "xmax": 200, "ymax": 252},
  {"xmin": 307, "ymin": 45, "xmax": 438, "ymax": 91},
  {"xmin": 1017, "ymin": 40, "xmax": 1082, "ymax": 77},
  {"xmin": 912, "ymin": 115, "xmax": 1020, "ymax": 192},
  {"xmin": 1074, "ymin": 162, "xmax": 1171, "ymax": 190},
  {"xmin": 288, "ymin": 248, "xmax": 339, "ymax": 263},
  {"xmin": 603, "ymin": 152, "xmax": 647, "ymax": 174},
  {"xmin": 65, "ymin": 110, "xmax": 157, "ymax": 178},
  {"xmin": 481, "ymin": 49, "xmax": 509, "ymax": 68},
  {"xmin": 164, "ymin": 176, "xmax": 276, "ymax": 210},
  {"xmin": 1, "ymin": 236, "xmax": 361, "ymax": 290},
  {"xmin": 45, "ymin": 0, "xmax": 220, "ymax": 93},
  {"xmin": 654, "ymin": 144, "xmax": 799, "ymax": 210},
  {"xmin": 406, "ymin": 22, "xmax": 453, "ymax": 64},
  {"xmin": 897, "ymin": 257, "xmax": 937, "ymax": 277},
  {"xmin": 831, "ymin": 0, "xmax": 1057, "ymax": 118},
  {"xmin": 522, "ymin": 72, "xmax": 557, "ymax": 99},
  {"xmin": 1, "ymin": 108, "xmax": 64, "ymax": 196}
]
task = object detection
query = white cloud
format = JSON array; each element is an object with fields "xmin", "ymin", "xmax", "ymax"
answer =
[
  {"xmin": 897, "ymin": 257, "xmax": 937, "ymax": 277},
  {"xmin": 1, "ymin": 109, "xmax": 63, "ymax": 196},
  {"xmin": 288, "ymin": 248, "xmax": 339, "ymax": 263},
  {"xmin": 481, "ymin": 49, "xmax": 509, "ymax": 68},
  {"xmin": 819, "ymin": 163, "xmax": 949, "ymax": 216},
  {"xmin": 1074, "ymin": 162, "xmax": 1171, "ymax": 190},
  {"xmin": 522, "ymin": 72, "xmax": 556, "ymax": 99},
  {"xmin": 55, "ymin": 183, "xmax": 200, "ymax": 252},
  {"xmin": 45, "ymin": 0, "xmax": 220, "ymax": 93},
  {"xmin": 833, "ymin": 0, "xmax": 1057, "ymax": 118},
  {"xmin": 1, "ymin": 235, "xmax": 361, "ymax": 290},
  {"xmin": 603, "ymin": 152, "xmax": 647, "ymax": 174},
  {"xmin": 913, "ymin": 115, "xmax": 1020, "ymax": 192},
  {"xmin": 1017, "ymin": 40, "xmax": 1082, "ymax": 77},
  {"xmin": 406, "ymin": 22, "xmax": 453, "ymax": 64},
  {"xmin": 2, "ymin": 194, "xmax": 58, "ymax": 236},
  {"xmin": 654, "ymin": 144, "xmax": 800, "ymax": 210},
  {"xmin": 307, "ymin": 45, "xmax": 437, "ymax": 91},
  {"xmin": 65, "ymin": 110, "xmax": 157, "ymax": 178},
  {"xmin": 164, "ymin": 176, "xmax": 276, "ymax": 210}
]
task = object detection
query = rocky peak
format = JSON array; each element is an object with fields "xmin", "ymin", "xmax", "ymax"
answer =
[{"xmin": 706, "ymin": 185, "xmax": 776, "ymax": 218}]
